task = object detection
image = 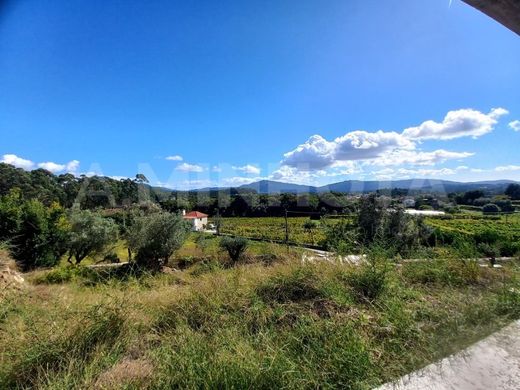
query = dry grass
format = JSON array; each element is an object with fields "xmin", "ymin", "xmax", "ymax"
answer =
[{"xmin": 1, "ymin": 252, "xmax": 519, "ymax": 389}]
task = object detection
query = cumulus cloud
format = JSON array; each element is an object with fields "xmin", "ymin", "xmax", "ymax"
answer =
[
  {"xmin": 232, "ymin": 164, "xmax": 261, "ymax": 175},
  {"xmin": 175, "ymin": 162, "xmax": 205, "ymax": 172},
  {"xmin": 282, "ymin": 135, "xmax": 336, "ymax": 170},
  {"xmin": 509, "ymin": 120, "xmax": 520, "ymax": 132},
  {"xmin": 166, "ymin": 155, "xmax": 183, "ymax": 161},
  {"xmin": 1, "ymin": 154, "xmax": 35, "ymax": 170},
  {"xmin": 1, "ymin": 154, "xmax": 80, "ymax": 174},
  {"xmin": 282, "ymin": 132, "xmax": 413, "ymax": 171},
  {"xmin": 280, "ymin": 107, "xmax": 507, "ymax": 176},
  {"xmin": 38, "ymin": 160, "xmax": 80, "ymax": 174},
  {"xmin": 402, "ymin": 108, "xmax": 508, "ymax": 141},
  {"xmin": 211, "ymin": 166, "xmax": 222, "ymax": 172}
]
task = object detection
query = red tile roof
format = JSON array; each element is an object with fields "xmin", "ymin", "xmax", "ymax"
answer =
[{"xmin": 183, "ymin": 211, "xmax": 208, "ymax": 219}]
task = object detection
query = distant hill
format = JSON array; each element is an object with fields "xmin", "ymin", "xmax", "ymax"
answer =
[
  {"xmin": 200, "ymin": 178, "xmax": 520, "ymax": 194},
  {"xmin": 316, "ymin": 179, "xmax": 519, "ymax": 194},
  {"xmin": 238, "ymin": 180, "xmax": 318, "ymax": 194},
  {"xmin": 165, "ymin": 178, "xmax": 519, "ymax": 195}
]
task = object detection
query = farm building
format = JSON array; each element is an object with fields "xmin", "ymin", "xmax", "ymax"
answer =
[{"xmin": 182, "ymin": 210, "xmax": 208, "ymax": 231}]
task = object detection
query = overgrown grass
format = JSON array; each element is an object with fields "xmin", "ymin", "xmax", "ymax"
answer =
[{"xmin": 1, "ymin": 253, "xmax": 520, "ymax": 389}]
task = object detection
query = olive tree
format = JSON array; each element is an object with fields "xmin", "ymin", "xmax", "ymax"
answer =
[
  {"xmin": 130, "ymin": 212, "xmax": 191, "ymax": 270},
  {"xmin": 219, "ymin": 236, "xmax": 248, "ymax": 264},
  {"xmin": 67, "ymin": 210, "xmax": 119, "ymax": 265}
]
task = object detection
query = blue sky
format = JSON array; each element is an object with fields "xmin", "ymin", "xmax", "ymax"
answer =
[{"xmin": 1, "ymin": 0, "xmax": 519, "ymax": 189}]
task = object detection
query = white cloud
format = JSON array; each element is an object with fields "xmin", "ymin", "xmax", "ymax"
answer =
[
  {"xmin": 372, "ymin": 167, "xmax": 463, "ymax": 180},
  {"xmin": 371, "ymin": 149, "xmax": 473, "ymax": 166},
  {"xmin": 211, "ymin": 166, "xmax": 222, "ymax": 172},
  {"xmin": 1, "ymin": 154, "xmax": 35, "ymax": 170},
  {"xmin": 37, "ymin": 159, "xmax": 80, "ymax": 174},
  {"xmin": 402, "ymin": 108, "xmax": 508, "ymax": 141},
  {"xmin": 37, "ymin": 162, "xmax": 65, "ymax": 173},
  {"xmin": 280, "ymin": 107, "xmax": 507, "ymax": 176},
  {"xmin": 495, "ymin": 165, "xmax": 520, "ymax": 172},
  {"xmin": 1, "ymin": 154, "xmax": 80, "ymax": 174},
  {"xmin": 282, "ymin": 131, "xmax": 413, "ymax": 171},
  {"xmin": 232, "ymin": 164, "xmax": 261, "ymax": 175},
  {"xmin": 509, "ymin": 120, "xmax": 520, "ymax": 132},
  {"xmin": 175, "ymin": 162, "xmax": 204, "ymax": 172},
  {"xmin": 166, "ymin": 155, "xmax": 183, "ymax": 161},
  {"xmin": 269, "ymin": 165, "xmax": 327, "ymax": 184},
  {"xmin": 176, "ymin": 179, "xmax": 215, "ymax": 190},
  {"xmin": 282, "ymin": 135, "xmax": 336, "ymax": 170},
  {"xmin": 65, "ymin": 160, "xmax": 80, "ymax": 173},
  {"xmin": 221, "ymin": 176, "xmax": 262, "ymax": 186},
  {"xmin": 334, "ymin": 130, "xmax": 414, "ymax": 160}
]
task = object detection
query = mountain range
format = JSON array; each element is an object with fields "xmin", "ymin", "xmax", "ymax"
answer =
[{"xmin": 191, "ymin": 179, "xmax": 518, "ymax": 194}]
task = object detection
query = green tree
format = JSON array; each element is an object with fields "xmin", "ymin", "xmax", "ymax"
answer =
[
  {"xmin": 219, "ymin": 236, "xmax": 248, "ymax": 264},
  {"xmin": 66, "ymin": 210, "xmax": 119, "ymax": 264},
  {"xmin": 0, "ymin": 188, "xmax": 22, "ymax": 241},
  {"xmin": 13, "ymin": 199, "xmax": 55, "ymax": 269},
  {"xmin": 505, "ymin": 183, "xmax": 520, "ymax": 200},
  {"xmin": 130, "ymin": 212, "xmax": 190, "ymax": 270},
  {"xmin": 357, "ymin": 194, "xmax": 387, "ymax": 244}
]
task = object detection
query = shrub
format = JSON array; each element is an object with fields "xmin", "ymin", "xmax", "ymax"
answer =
[
  {"xmin": 323, "ymin": 219, "xmax": 356, "ymax": 254},
  {"xmin": 219, "ymin": 236, "xmax": 248, "ymax": 264},
  {"xmin": 474, "ymin": 229, "xmax": 500, "ymax": 245},
  {"xmin": 482, "ymin": 203, "xmax": 500, "ymax": 214},
  {"xmin": 499, "ymin": 241, "xmax": 520, "ymax": 257}
]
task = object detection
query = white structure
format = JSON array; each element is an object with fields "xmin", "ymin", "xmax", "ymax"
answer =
[
  {"xmin": 403, "ymin": 198, "xmax": 416, "ymax": 208},
  {"xmin": 182, "ymin": 210, "xmax": 208, "ymax": 231},
  {"xmin": 404, "ymin": 209, "xmax": 445, "ymax": 216}
]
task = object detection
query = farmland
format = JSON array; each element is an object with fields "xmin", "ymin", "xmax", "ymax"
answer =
[
  {"xmin": 217, "ymin": 217, "xmax": 335, "ymax": 246},
  {"xmin": 217, "ymin": 214, "xmax": 520, "ymax": 249},
  {"xmin": 426, "ymin": 214, "xmax": 520, "ymax": 241}
]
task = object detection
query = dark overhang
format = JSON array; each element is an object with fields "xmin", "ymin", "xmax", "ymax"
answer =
[{"xmin": 462, "ymin": 0, "xmax": 520, "ymax": 35}]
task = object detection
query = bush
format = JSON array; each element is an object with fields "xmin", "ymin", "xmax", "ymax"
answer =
[
  {"xmin": 219, "ymin": 236, "xmax": 248, "ymax": 264},
  {"xmin": 474, "ymin": 229, "xmax": 500, "ymax": 245},
  {"xmin": 323, "ymin": 219, "xmax": 356, "ymax": 254},
  {"xmin": 499, "ymin": 241, "xmax": 520, "ymax": 257},
  {"xmin": 482, "ymin": 203, "xmax": 500, "ymax": 214}
]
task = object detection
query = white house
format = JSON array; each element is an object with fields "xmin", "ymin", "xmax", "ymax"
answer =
[
  {"xmin": 182, "ymin": 210, "xmax": 208, "ymax": 231},
  {"xmin": 403, "ymin": 198, "xmax": 416, "ymax": 208}
]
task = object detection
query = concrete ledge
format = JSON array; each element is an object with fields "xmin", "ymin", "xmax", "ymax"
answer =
[{"xmin": 377, "ymin": 320, "xmax": 520, "ymax": 390}]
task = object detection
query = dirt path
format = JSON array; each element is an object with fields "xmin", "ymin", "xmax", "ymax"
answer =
[{"xmin": 377, "ymin": 320, "xmax": 520, "ymax": 390}]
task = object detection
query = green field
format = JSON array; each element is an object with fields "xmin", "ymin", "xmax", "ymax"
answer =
[
  {"xmin": 217, "ymin": 214, "xmax": 520, "ymax": 248},
  {"xmin": 427, "ymin": 214, "xmax": 520, "ymax": 241}
]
